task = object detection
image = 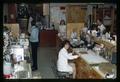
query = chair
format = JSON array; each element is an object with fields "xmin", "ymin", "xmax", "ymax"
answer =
[
  {"xmin": 51, "ymin": 59, "xmax": 73, "ymax": 79},
  {"xmin": 57, "ymin": 71, "xmax": 73, "ymax": 79}
]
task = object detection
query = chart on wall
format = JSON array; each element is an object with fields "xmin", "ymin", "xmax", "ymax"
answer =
[
  {"xmin": 50, "ymin": 7, "xmax": 66, "ymax": 26},
  {"xmin": 50, "ymin": 7, "xmax": 60, "ymax": 24}
]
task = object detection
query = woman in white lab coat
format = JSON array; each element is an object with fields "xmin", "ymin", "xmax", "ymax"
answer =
[
  {"xmin": 57, "ymin": 40, "xmax": 79, "ymax": 78},
  {"xmin": 58, "ymin": 20, "xmax": 67, "ymax": 40}
]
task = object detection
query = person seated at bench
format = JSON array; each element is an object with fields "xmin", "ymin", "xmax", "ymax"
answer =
[
  {"xmin": 71, "ymin": 28, "xmax": 78, "ymax": 39},
  {"xmin": 57, "ymin": 40, "xmax": 79, "ymax": 78}
]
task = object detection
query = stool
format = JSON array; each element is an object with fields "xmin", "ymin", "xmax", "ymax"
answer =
[{"xmin": 57, "ymin": 71, "xmax": 73, "ymax": 79}]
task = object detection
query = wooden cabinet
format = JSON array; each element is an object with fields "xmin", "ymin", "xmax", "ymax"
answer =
[
  {"xmin": 40, "ymin": 30, "xmax": 58, "ymax": 47},
  {"xmin": 66, "ymin": 5, "xmax": 85, "ymax": 39}
]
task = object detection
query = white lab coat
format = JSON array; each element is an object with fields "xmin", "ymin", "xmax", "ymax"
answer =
[
  {"xmin": 59, "ymin": 25, "xmax": 66, "ymax": 33},
  {"xmin": 57, "ymin": 48, "xmax": 78, "ymax": 73},
  {"xmin": 58, "ymin": 25, "xmax": 67, "ymax": 39},
  {"xmin": 92, "ymin": 30, "xmax": 97, "ymax": 37},
  {"xmin": 28, "ymin": 16, "xmax": 33, "ymax": 34},
  {"xmin": 71, "ymin": 32, "xmax": 77, "ymax": 39},
  {"xmin": 98, "ymin": 24, "xmax": 106, "ymax": 34},
  {"xmin": 82, "ymin": 27, "xmax": 88, "ymax": 33}
]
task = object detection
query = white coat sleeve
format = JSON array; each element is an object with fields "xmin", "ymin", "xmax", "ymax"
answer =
[
  {"xmin": 64, "ymin": 52, "xmax": 78, "ymax": 60},
  {"xmin": 71, "ymin": 33, "xmax": 74, "ymax": 39}
]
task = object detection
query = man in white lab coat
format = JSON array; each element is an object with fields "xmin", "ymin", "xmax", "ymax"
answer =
[
  {"xmin": 97, "ymin": 19, "xmax": 106, "ymax": 36},
  {"xmin": 57, "ymin": 40, "xmax": 79, "ymax": 78}
]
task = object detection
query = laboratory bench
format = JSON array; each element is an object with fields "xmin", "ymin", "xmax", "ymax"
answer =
[
  {"xmin": 73, "ymin": 49, "xmax": 116, "ymax": 79},
  {"xmin": 74, "ymin": 58, "xmax": 103, "ymax": 79},
  {"xmin": 56, "ymin": 36, "xmax": 116, "ymax": 79},
  {"xmin": 87, "ymin": 33, "xmax": 116, "ymax": 52},
  {"xmin": 4, "ymin": 47, "xmax": 32, "ymax": 79}
]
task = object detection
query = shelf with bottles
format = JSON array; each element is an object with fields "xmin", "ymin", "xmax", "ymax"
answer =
[{"xmin": 3, "ymin": 27, "xmax": 32, "ymax": 79}]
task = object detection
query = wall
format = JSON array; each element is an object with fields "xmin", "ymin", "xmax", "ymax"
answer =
[
  {"xmin": 3, "ymin": 4, "xmax": 8, "ymax": 23},
  {"xmin": 7, "ymin": 4, "xmax": 17, "ymax": 23},
  {"xmin": 3, "ymin": 4, "xmax": 17, "ymax": 23},
  {"xmin": 43, "ymin": 3, "xmax": 49, "ymax": 28}
]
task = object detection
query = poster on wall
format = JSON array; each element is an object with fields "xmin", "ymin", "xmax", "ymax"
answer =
[
  {"xmin": 50, "ymin": 7, "xmax": 60, "ymax": 24},
  {"xmin": 50, "ymin": 7, "xmax": 66, "ymax": 28}
]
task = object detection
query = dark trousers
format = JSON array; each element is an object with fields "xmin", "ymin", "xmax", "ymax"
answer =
[{"xmin": 30, "ymin": 42, "xmax": 38, "ymax": 69}]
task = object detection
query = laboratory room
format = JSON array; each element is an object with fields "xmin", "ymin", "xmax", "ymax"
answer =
[{"xmin": 3, "ymin": 3, "xmax": 117, "ymax": 79}]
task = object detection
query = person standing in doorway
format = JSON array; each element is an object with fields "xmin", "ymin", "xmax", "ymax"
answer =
[{"xmin": 30, "ymin": 20, "xmax": 39, "ymax": 71}]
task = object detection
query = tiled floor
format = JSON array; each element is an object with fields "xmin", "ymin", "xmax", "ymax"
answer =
[{"xmin": 32, "ymin": 47, "xmax": 58, "ymax": 79}]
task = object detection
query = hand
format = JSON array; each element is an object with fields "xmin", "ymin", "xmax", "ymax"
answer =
[
  {"xmin": 72, "ymin": 50, "xmax": 75, "ymax": 54},
  {"xmin": 76, "ymin": 55, "xmax": 80, "ymax": 58},
  {"xmin": 74, "ymin": 54, "xmax": 80, "ymax": 58},
  {"xmin": 77, "ymin": 53, "xmax": 81, "ymax": 57}
]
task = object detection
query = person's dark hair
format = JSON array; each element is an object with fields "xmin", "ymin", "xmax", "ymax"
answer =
[
  {"xmin": 61, "ymin": 40, "xmax": 70, "ymax": 48},
  {"xmin": 95, "ymin": 25, "xmax": 100, "ymax": 31},
  {"xmin": 52, "ymin": 24, "xmax": 55, "ymax": 28},
  {"xmin": 97, "ymin": 19, "xmax": 102, "ymax": 23},
  {"xmin": 31, "ymin": 20, "xmax": 36, "ymax": 26},
  {"xmin": 60, "ymin": 20, "xmax": 65, "ymax": 25}
]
